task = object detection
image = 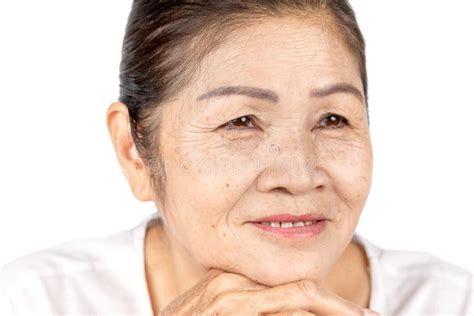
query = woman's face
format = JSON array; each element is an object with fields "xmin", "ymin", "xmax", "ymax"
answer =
[{"xmin": 155, "ymin": 17, "xmax": 372, "ymax": 286}]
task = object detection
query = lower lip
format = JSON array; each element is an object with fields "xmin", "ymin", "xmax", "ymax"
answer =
[{"xmin": 249, "ymin": 220, "xmax": 327, "ymax": 239}]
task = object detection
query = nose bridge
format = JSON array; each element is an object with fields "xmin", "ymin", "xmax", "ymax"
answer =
[
  {"xmin": 277, "ymin": 133, "xmax": 313, "ymax": 175},
  {"xmin": 256, "ymin": 132, "xmax": 323, "ymax": 195}
]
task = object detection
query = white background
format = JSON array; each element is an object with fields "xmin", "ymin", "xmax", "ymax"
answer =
[{"xmin": 0, "ymin": 1, "xmax": 473, "ymax": 273}]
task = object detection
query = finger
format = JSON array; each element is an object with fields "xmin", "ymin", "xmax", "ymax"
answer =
[
  {"xmin": 266, "ymin": 310, "xmax": 315, "ymax": 316},
  {"xmin": 189, "ymin": 268, "xmax": 226, "ymax": 297},
  {"xmin": 257, "ymin": 280, "xmax": 365, "ymax": 315},
  {"xmin": 160, "ymin": 269, "xmax": 231, "ymax": 315},
  {"xmin": 194, "ymin": 269, "xmax": 269, "ymax": 315},
  {"xmin": 205, "ymin": 279, "xmax": 369, "ymax": 316},
  {"xmin": 205, "ymin": 268, "xmax": 226, "ymax": 279},
  {"xmin": 206, "ymin": 270, "xmax": 268, "ymax": 295},
  {"xmin": 162, "ymin": 269, "xmax": 226, "ymax": 313}
]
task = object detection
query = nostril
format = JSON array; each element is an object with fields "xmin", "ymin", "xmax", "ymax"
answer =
[{"xmin": 274, "ymin": 187, "xmax": 290, "ymax": 194}]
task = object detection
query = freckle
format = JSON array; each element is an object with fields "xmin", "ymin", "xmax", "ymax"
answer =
[
  {"xmin": 211, "ymin": 224, "xmax": 216, "ymax": 228},
  {"xmin": 223, "ymin": 233, "xmax": 226, "ymax": 237},
  {"xmin": 226, "ymin": 183, "xmax": 229, "ymax": 188}
]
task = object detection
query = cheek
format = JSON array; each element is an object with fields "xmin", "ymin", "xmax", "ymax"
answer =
[
  {"xmin": 159, "ymin": 138, "xmax": 256, "ymax": 244},
  {"xmin": 318, "ymin": 137, "xmax": 373, "ymax": 209},
  {"xmin": 159, "ymin": 161, "xmax": 246, "ymax": 269}
]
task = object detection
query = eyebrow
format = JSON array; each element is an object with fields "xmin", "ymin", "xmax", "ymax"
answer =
[{"xmin": 196, "ymin": 83, "xmax": 364, "ymax": 103}]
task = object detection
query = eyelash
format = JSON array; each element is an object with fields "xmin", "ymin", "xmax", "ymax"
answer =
[
  {"xmin": 221, "ymin": 113, "xmax": 348, "ymax": 131},
  {"xmin": 222, "ymin": 115, "xmax": 258, "ymax": 130},
  {"xmin": 317, "ymin": 113, "xmax": 349, "ymax": 129}
]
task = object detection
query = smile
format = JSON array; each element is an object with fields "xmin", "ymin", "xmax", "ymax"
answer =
[
  {"xmin": 259, "ymin": 220, "xmax": 319, "ymax": 228},
  {"xmin": 250, "ymin": 219, "xmax": 327, "ymax": 239}
]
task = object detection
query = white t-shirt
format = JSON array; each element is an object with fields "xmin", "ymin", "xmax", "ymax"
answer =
[{"xmin": 1, "ymin": 212, "xmax": 472, "ymax": 316}]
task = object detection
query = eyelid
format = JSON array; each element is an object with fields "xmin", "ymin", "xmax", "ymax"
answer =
[
  {"xmin": 222, "ymin": 114, "xmax": 258, "ymax": 130},
  {"xmin": 221, "ymin": 113, "xmax": 348, "ymax": 131},
  {"xmin": 316, "ymin": 113, "xmax": 348, "ymax": 128}
]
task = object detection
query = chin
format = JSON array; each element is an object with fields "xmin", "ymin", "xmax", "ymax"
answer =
[{"xmin": 238, "ymin": 261, "xmax": 330, "ymax": 287}]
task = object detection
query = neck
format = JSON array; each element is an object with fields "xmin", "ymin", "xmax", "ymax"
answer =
[
  {"xmin": 144, "ymin": 217, "xmax": 206, "ymax": 312},
  {"xmin": 145, "ymin": 218, "xmax": 371, "ymax": 313},
  {"xmin": 319, "ymin": 237, "xmax": 371, "ymax": 308}
]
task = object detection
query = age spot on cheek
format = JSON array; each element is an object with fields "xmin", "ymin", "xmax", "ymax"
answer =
[{"xmin": 225, "ymin": 183, "xmax": 229, "ymax": 188}]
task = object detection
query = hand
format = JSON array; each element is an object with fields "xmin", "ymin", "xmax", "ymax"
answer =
[{"xmin": 159, "ymin": 268, "xmax": 380, "ymax": 316}]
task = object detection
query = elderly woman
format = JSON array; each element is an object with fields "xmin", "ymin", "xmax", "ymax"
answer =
[{"xmin": 1, "ymin": 0, "xmax": 472, "ymax": 315}]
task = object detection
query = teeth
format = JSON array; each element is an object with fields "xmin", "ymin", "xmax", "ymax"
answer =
[{"xmin": 260, "ymin": 220, "xmax": 320, "ymax": 228}]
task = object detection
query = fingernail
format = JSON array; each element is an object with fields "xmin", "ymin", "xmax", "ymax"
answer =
[{"xmin": 363, "ymin": 308, "xmax": 381, "ymax": 316}]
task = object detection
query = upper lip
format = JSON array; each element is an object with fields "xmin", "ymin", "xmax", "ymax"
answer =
[{"xmin": 250, "ymin": 213, "xmax": 327, "ymax": 223}]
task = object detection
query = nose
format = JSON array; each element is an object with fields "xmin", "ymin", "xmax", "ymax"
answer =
[{"xmin": 255, "ymin": 138, "xmax": 327, "ymax": 196}]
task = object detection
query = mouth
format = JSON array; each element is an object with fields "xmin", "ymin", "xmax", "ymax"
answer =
[{"xmin": 247, "ymin": 213, "xmax": 328, "ymax": 239}]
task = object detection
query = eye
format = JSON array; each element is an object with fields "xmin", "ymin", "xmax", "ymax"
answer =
[
  {"xmin": 317, "ymin": 113, "xmax": 348, "ymax": 129},
  {"xmin": 222, "ymin": 115, "xmax": 257, "ymax": 130}
]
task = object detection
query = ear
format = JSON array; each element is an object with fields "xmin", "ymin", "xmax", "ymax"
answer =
[{"xmin": 106, "ymin": 102, "xmax": 155, "ymax": 202}]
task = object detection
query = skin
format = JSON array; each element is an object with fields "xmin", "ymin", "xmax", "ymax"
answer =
[{"xmin": 107, "ymin": 16, "xmax": 373, "ymax": 314}]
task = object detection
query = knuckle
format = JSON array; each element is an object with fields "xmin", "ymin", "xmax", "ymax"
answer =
[
  {"xmin": 296, "ymin": 279, "xmax": 319, "ymax": 297},
  {"xmin": 212, "ymin": 272, "xmax": 241, "ymax": 285},
  {"xmin": 270, "ymin": 311, "xmax": 313, "ymax": 316},
  {"xmin": 210, "ymin": 292, "xmax": 239, "ymax": 312},
  {"xmin": 293, "ymin": 311, "xmax": 315, "ymax": 316},
  {"xmin": 210, "ymin": 272, "xmax": 229, "ymax": 284},
  {"xmin": 208, "ymin": 272, "xmax": 251, "ymax": 294},
  {"xmin": 207, "ymin": 272, "xmax": 234, "ymax": 291}
]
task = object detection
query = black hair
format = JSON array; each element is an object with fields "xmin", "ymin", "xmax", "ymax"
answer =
[{"xmin": 118, "ymin": 0, "xmax": 367, "ymax": 194}]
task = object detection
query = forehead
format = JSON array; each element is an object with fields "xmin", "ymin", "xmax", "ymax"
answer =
[{"xmin": 191, "ymin": 17, "xmax": 361, "ymax": 97}]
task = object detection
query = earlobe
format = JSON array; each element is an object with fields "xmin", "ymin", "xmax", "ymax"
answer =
[
  {"xmin": 106, "ymin": 101, "xmax": 155, "ymax": 202},
  {"xmin": 130, "ymin": 166, "xmax": 155, "ymax": 202},
  {"xmin": 129, "ymin": 147, "xmax": 156, "ymax": 202}
]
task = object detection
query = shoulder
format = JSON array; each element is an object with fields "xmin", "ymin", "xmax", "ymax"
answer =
[
  {"xmin": 2, "ymin": 228, "xmax": 136, "ymax": 279},
  {"xmin": 1, "ymin": 214, "xmax": 156, "ymax": 315},
  {"xmin": 355, "ymin": 234, "xmax": 473, "ymax": 315},
  {"xmin": 379, "ymin": 246, "xmax": 470, "ymax": 280},
  {"xmin": 379, "ymin": 248, "xmax": 473, "ymax": 315}
]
